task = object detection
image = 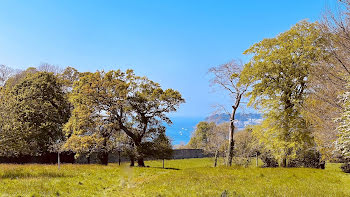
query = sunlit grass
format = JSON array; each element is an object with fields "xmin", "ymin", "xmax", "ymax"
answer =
[{"xmin": 0, "ymin": 158, "xmax": 349, "ymax": 196}]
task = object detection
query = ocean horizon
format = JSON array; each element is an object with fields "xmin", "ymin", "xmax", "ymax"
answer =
[{"xmin": 165, "ymin": 116, "xmax": 204, "ymax": 146}]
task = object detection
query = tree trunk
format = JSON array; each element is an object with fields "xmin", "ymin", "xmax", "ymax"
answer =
[
  {"xmin": 281, "ymin": 157, "xmax": 287, "ymax": 167},
  {"xmin": 214, "ymin": 150, "xmax": 219, "ymax": 167},
  {"xmin": 137, "ymin": 157, "xmax": 145, "ymax": 167},
  {"xmin": 227, "ymin": 107, "xmax": 236, "ymax": 166},
  {"xmin": 118, "ymin": 151, "xmax": 121, "ymax": 166},
  {"xmin": 57, "ymin": 152, "xmax": 60, "ymax": 170},
  {"xmin": 98, "ymin": 152, "xmax": 109, "ymax": 165},
  {"xmin": 130, "ymin": 156, "xmax": 135, "ymax": 167},
  {"xmin": 87, "ymin": 155, "xmax": 91, "ymax": 164}
]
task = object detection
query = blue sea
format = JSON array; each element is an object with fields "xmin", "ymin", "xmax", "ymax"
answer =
[{"xmin": 165, "ymin": 116, "xmax": 204, "ymax": 145}]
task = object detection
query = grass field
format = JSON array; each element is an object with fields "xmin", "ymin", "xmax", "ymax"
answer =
[{"xmin": 0, "ymin": 158, "xmax": 349, "ymax": 197}]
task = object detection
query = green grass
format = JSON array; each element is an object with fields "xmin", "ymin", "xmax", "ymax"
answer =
[{"xmin": 0, "ymin": 158, "xmax": 349, "ymax": 196}]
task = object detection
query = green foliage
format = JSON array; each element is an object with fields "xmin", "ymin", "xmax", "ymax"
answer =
[
  {"xmin": 234, "ymin": 128, "xmax": 260, "ymax": 159},
  {"xmin": 64, "ymin": 69, "xmax": 184, "ymax": 165},
  {"xmin": 0, "ymin": 71, "xmax": 70, "ymax": 156},
  {"xmin": 241, "ymin": 21, "xmax": 326, "ymax": 164},
  {"xmin": 148, "ymin": 131, "xmax": 173, "ymax": 160},
  {"xmin": 187, "ymin": 121, "xmax": 228, "ymax": 154},
  {"xmin": 188, "ymin": 121, "xmax": 216, "ymax": 149},
  {"xmin": 63, "ymin": 70, "xmax": 129, "ymax": 162}
]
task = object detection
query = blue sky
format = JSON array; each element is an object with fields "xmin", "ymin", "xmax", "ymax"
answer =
[{"xmin": 0, "ymin": 0, "xmax": 338, "ymax": 118}]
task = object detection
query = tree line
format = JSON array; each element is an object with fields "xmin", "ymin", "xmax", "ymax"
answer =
[
  {"xmin": 187, "ymin": 1, "xmax": 350, "ymax": 171},
  {"xmin": 0, "ymin": 65, "xmax": 184, "ymax": 166}
]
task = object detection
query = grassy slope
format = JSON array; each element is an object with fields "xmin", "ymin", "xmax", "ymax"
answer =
[{"xmin": 0, "ymin": 158, "xmax": 349, "ymax": 197}]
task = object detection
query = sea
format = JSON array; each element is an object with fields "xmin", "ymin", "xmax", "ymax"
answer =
[
  {"xmin": 165, "ymin": 116, "xmax": 204, "ymax": 146},
  {"xmin": 164, "ymin": 113, "xmax": 262, "ymax": 146}
]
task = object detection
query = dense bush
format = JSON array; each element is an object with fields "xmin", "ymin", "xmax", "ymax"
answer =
[
  {"xmin": 260, "ymin": 151, "xmax": 278, "ymax": 167},
  {"xmin": 341, "ymin": 163, "xmax": 350, "ymax": 173},
  {"xmin": 288, "ymin": 149, "xmax": 322, "ymax": 168}
]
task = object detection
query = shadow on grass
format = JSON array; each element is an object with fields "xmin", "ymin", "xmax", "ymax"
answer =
[
  {"xmin": 151, "ymin": 167, "xmax": 180, "ymax": 170},
  {"xmin": 1, "ymin": 170, "xmax": 71, "ymax": 179}
]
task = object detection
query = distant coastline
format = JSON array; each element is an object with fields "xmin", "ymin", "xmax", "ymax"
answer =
[{"xmin": 166, "ymin": 113, "xmax": 262, "ymax": 145}]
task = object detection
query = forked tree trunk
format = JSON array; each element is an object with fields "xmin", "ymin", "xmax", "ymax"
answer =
[{"xmin": 214, "ymin": 150, "xmax": 219, "ymax": 167}]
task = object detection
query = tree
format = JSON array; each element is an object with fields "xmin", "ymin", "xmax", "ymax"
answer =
[
  {"xmin": 0, "ymin": 65, "xmax": 17, "ymax": 87},
  {"xmin": 117, "ymin": 72, "xmax": 184, "ymax": 166},
  {"xmin": 0, "ymin": 72, "xmax": 70, "ymax": 156},
  {"xmin": 64, "ymin": 70, "xmax": 184, "ymax": 166},
  {"xmin": 209, "ymin": 60, "xmax": 250, "ymax": 166},
  {"xmin": 187, "ymin": 121, "xmax": 216, "ymax": 149},
  {"xmin": 38, "ymin": 63, "xmax": 63, "ymax": 75},
  {"xmin": 147, "ymin": 131, "xmax": 173, "ymax": 168},
  {"xmin": 302, "ymin": 0, "xmax": 350, "ymax": 160},
  {"xmin": 49, "ymin": 139, "xmax": 66, "ymax": 170},
  {"xmin": 64, "ymin": 70, "xmax": 128, "ymax": 165},
  {"xmin": 241, "ymin": 21, "xmax": 326, "ymax": 166},
  {"xmin": 336, "ymin": 88, "xmax": 350, "ymax": 160},
  {"xmin": 234, "ymin": 127, "xmax": 261, "ymax": 167},
  {"xmin": 58, "ymin": 66, "xmax": 80, "ymax": 93},
  {"xmin": 187, "ymin": 121, "xmax": 229, "ymax": 167}
]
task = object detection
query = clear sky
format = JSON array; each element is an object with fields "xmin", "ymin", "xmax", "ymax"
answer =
[{"xmin": 0, "ymin": 0, "xmax": 338, "ymax": 118}]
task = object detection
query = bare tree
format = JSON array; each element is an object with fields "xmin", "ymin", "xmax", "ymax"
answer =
[
  {"xmin": 0, "ymin": 65, "xmax": 16, "ymax": 87},
  {"xmin": 302, "ymin": 0, "xmax": 350, "ymax": 160},
  {"xmin": 38, "ymin": 63, "xmax": 63, "ymax": 75},
  {"xmin": 49, "ymin": 139, "xmax": 66, "ymax": 170},
  {"xmin": 210, "ymin": 122, "xmax": 229, "ymax": 167},
  {"xmin": 209, "ymin": 60, "xmax": 250, "ymax": 166}
]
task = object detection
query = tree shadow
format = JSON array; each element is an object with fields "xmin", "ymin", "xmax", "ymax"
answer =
[
  {"xmin": 151, "ymin": 167, "xmax": 180, "ymax": 170},
  {"xmin": 1, "ymin": 170, "xmax": 71, "ymax": 179}
]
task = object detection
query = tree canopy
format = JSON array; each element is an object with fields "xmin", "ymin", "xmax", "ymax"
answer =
[
  {"xmin": 64, "ymin": 69, "xmax": 184, "ymax": 165},
  {"xmin": 241, "ymin": 21, "xmax": 327, "ymax": 166},
  {"xmin": 0, "ymin": 71, "xmax": 70, "ymax": 156}
]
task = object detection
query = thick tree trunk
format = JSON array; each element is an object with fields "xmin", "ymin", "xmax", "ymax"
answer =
[
  {"xmin": 130, "ymin": 156, "xmax": 135, "ymax": 167},
  {"xmin": 98, "ymin": 152, "xmax": 109, "ymax": 165},
  {"xmin": 137, "ymin": 157, "xmax": 145, "ymax": 167},
  {"xmin": 227, "ymin": 107, "xmax": 236, "ymax": 166},
  {"xmin": 214, "ymin": 150, "xmax": 219, "ymax": 167}
]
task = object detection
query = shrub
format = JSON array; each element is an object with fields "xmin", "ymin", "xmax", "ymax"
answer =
[
  {"xmin": 232, "ymin": 157, "xmax": 250, "ymax": 167},
  {"xmin": 341, "ymin": 163, "xmax": 350, "ymax": 173},
  {"xmin": 260, "ymin": 151, "xmax": 278, "ymax": 167},
  {"xmin": 288, "ymin": 148, "xmax": 321, "ymax": 168}
]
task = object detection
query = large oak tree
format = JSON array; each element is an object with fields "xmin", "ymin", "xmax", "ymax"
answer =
[{"xmin": 64, "ymin": 69, "xmax": 184, "ymax": 166}]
